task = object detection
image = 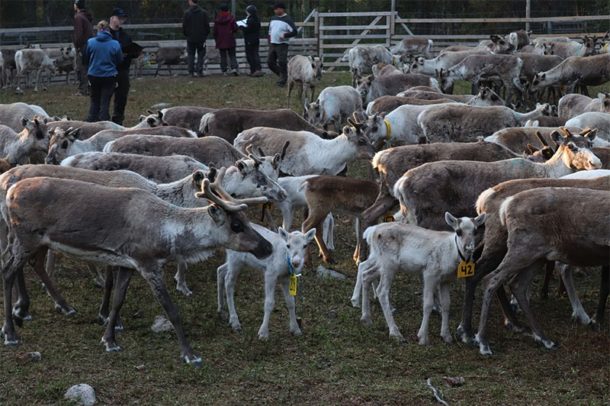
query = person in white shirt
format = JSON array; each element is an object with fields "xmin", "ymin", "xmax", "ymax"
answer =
[{"xmin": 267, "ymin": 2, "xmax": 297, "ymax": 87}]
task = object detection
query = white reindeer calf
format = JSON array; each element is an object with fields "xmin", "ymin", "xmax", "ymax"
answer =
[
  {"xmin": 355, "ymin": 212, "xmax": 485, "ymax": 344},
  {"xmin": 217, "ymin": 226, "xmax": 316, "ymax": 340}
]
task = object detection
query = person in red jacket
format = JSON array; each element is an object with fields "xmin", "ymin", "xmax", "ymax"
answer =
[{"xmin": 213, "ymin": 4, "xmax": 238, "ymax": 76}]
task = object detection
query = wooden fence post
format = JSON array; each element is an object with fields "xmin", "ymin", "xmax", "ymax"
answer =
[{"xmin": 525, "ymin": 0, "xmax": 531, "ymax": 31}]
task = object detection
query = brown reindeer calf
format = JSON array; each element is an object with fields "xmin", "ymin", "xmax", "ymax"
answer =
[{"xmin": 301, "ymin": 176, "xmax": 377, "ymax": 263}]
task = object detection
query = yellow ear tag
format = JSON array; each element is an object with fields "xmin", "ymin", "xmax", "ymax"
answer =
[
  {"xmin": 289, "ymin": 275, "xmax": 298, "ymax": 296},
  {"xmin": 457, "ymin": 260, "xmax": 475, "ymax": 278}
]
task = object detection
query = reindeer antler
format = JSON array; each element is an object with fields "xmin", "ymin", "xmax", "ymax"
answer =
[
  {"xmin": 196, "ymin": 176, "xmax": 247, "ymax": 213},
  {"xmin": 280, "ymin": 141, "xmax": 290, "ymax": 161},
  {"xmin": 207, "ymin": 167, "xmax": 269, "ymax": 207},
  {"xmin": 559, "ymin": 127, "xmax": 573, "ymax": 138},
  {"xmin": 245, "ymin": 145, "xmax": 263, "ymax": 165},
  {"xmin": 535, "ymin": 131, "xmax": 549, "ymax": 147}
]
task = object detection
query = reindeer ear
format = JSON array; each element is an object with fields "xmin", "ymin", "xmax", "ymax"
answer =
[
  {"xmin": 192, "ymin": 170, "xmax": 205, "ymax": 183},
  {"xmin": 550, "ymin": 130, "xmax": 563, "ymax": 144},
  {"xmin": 206, "ymin": 166, "xmax": 217, "ymax": 182},
  {"xmin": 584, "ymin": 128, "xmax": 597, "ymax": 141},
  {"xmin": 138, "ymin": 115, "xmax": 145, "ymax": 122},
  {"xmin": 473, "ymin": 213, "xmax": 486, "ymax": 228},
  {"xmin": 68, "ymin": 128, "xmax": 81, "ymax": 140},
  {"xmin": 278, "ymin": 227, "xmax": 289, "ymax": 241},
  {"xmin": 444, "ymin": 212, "xmax": 459, "ymax": 229},
  {"xmin": 305, "ymin": 228, "xmax": 316, "ymax": 242},
  {"xmin": 526, "ymin": 144, "xmax": 538, "ymax": 154},
  {"xmin": 207, "ymin": 205, "xmax": 225, "ymax": 224},
  {"xmin": 272, "ymin": 153, "xmax": 281, "ymax": 168}
]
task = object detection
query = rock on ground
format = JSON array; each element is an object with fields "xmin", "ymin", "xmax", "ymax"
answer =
[{"xmin": 64, "ymin": 384, "xmax": 96, "ymax": 406}]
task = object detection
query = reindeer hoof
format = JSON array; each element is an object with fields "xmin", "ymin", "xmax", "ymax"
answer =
[
  {"xmin": 184, "ymin": 355, "xmax": 203, "ymax": 367},
  {"xmin": 589, "ymin": 319, "xmax": 602, "ymax": 332},
  {"xmin": 4, "ymin": 337, "xmax": 19, "ymax": 346},
  {"xmin": 101, "ymin": 338, "xmax": 121, "ymax": 352},
  {"xmin": 350, "ymin": 297, "xmax": 361, "ymax": 308},
  {"xmin": 391, "ymin": 333, "xmax": 406, "ymax": 343},
  {"xmin": 55, "ymin": 304, "xmax": 76, "ymax": 316},
  {"xmin": 12, "ymin": 308, "xmax": 32, "ymax": 322},
  {"xmin": 475, "ymin": 334, "xmax": 493, "ymax": 355},
  {"xmin": 360, "ymin": 316, "xmax": 372, "ymax": 327},
  {"xmin": 456, "ymin": 324, "xmax": 474, "ymax": 344},
  {"xmin": 504, "ymin": 320, "xmax": 525, "ymax": 333}
]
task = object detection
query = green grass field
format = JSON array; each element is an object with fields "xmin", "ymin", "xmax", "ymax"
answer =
[{"xmin": 0, "ymin": 73, "xmax": 608, "ymax": 405}]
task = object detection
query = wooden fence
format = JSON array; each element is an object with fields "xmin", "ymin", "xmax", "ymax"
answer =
[{"xmin": 0, "ymin": 10, "xmax": 608, "ymax": 79}]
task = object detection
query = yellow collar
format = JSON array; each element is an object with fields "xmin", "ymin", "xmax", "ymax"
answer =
[{"xmin": 384, "ymin": 119, "xmax": 392, "ymax": 141}]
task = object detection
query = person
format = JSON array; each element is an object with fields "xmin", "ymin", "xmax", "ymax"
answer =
[
  {"xmin": 183, "ymin": 0, "xmax": 210, "ymax": 77},
  {"xmin": 108, "ymin": 7, "xmax": 135, "ymax": 125},
  {"xmin": 83, "ymin": 20, "xmax": 122, "ymax": 122},
  {"xmin": 267, "ymin": 2, "xmax": 297, "ymax": 87},
  {"xmin": 213, "ymin": 4, "xmax": 239, "ymax": 76},
  {"xmin": 72, "ymin": 0, "xmax": 93, "ymax": 96},
  {"xmin": 240, "ymin": 4, "xmax": 263, "ymax": 77}
]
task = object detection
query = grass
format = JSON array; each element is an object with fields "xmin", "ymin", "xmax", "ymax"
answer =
[{"xmin": 0, "ymin": 72, "xmax": 609, "ymax": 405}]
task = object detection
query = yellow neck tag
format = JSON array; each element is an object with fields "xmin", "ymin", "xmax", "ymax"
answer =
[
  {"xmin": 384, "ymin": 119, "xmax": 392, "ymax": 141},
  {"xmin": 457, "ymin": 260, "xmax": 475, "ymax": 278},
  {"xmin": 289, "ymin": 275, "xmax": 298, "ymax": 296}
]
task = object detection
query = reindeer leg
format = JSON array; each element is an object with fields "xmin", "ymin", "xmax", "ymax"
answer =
[
  {"xmin": 559, "ymin": 263, "xmax": 591, "ymax": 325},
  {"xmin": 98, "ymin": 266, "xmax": 114, "ymax": 324},
  {"xmin": 141, "ymin": 266, "xmax": 201, "ymax": 366},
  {"xmin": 2, "ymin": 251, "xmax": 28, "ymax": 345},
  {"xmin": 592, "ymin": 265, "xmax": 609, "ymax": 327},
  {"xmin": 33, "ymin": 248, "xmax": 76, "ymax": 316},
  {"xmin": 100, "ymin": 267, "xmax": 131, "ymax": 352},
  {"xmin": 12, "ymin": 270, "xmax": 31, "ymax": 324},
  {"xmin": 511, "ymin": 265, "xmax": 559, "ymax": 350},
  {"xmin": 540, "ymin": 261, "xmax": 554, "ymax": 299}
]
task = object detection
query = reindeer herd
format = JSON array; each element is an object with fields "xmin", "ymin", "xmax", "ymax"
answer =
[{"xmin": 0, "ymin": 27, "xmax": 608, "ymax": 367}]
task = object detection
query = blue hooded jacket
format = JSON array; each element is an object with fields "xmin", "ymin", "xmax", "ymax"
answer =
[{"xmin": 84, "ymin": 30, "xmax": 123, "ymax": 77}]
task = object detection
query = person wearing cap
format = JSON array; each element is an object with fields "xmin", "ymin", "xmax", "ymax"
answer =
[
  {"xmin": 108, "ymin": 7, "xmax": 135, "ymax": 125},
  {"xmin": 183, "ymin": 0, "xmax": 210, "ymax": 77},
  {"xmin": 73, "ymin": 0, "xmax": 93, "ymax": 96},
  {"xmin": 83, "ymin": 20, "xmax": 122, "ymax": 122},
  {"xmin": 267, "ymin": 2, "xmax": 297, "ymax": 87},
  {"xmin": 240, "ymin": 5, "xmax": 263, "ymax": 77},
  {"xmin": 214, "ymin": 4, "xmax": 239, "ymax": 76}
]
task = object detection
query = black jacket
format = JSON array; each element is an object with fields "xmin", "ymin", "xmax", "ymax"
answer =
[
  {"xmin": 109, "ymin": 27, "xmax": 133, "ymax": 71},
  {"xmin": 183, "ymin": 5, "xmax": 210, "ymax": 43},
  {"xmin": 241, "ymin": 14, "xmax": 261, "ymax": 44}
]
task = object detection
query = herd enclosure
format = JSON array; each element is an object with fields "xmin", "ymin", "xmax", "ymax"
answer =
[
  {"xmin": 0, "ymin": 73, "xmax": 609, "ymax": 405},
  {"xmin": 1, "ymin": 4, "xmax": 608, "ymax": 76},
  {"xmin": 0, "ymin": 2, "xmax": 609, "ymax": 404}
]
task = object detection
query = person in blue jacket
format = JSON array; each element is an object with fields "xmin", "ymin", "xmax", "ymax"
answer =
[{"xmin": 83, "ymin": 20, "xmax": 122, "ymax": 122}]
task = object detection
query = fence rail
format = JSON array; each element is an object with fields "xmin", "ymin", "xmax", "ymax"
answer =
[{"xmin": 1, "ymin": 11, "xmax": 608, "ymax": 77}]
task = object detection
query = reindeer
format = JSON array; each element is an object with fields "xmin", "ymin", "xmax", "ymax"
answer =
[
  {"xmin": 287, "ymin": 55, "xmax": 323, "ymax": 107},
  {"xmin": 1, "ymin": 173, "xmax": 272, "ymax": 366},
  {"xmin": 476, "ymin": 187, "xmax": 609, "ymax": 355}
]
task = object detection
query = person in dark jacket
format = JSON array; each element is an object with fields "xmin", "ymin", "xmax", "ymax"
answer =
[
  {"xmin": 108, "ymin": 7, "xmax": 135, "ymax": 125},
  {"xmin": 267, "ymin": 2, "xmax": 297, "ymax": 87},
  {"xmin": 183, "ymin": 0, "xmax": 210, "ymax": 77},
  {"xmin": 73, "ymin": 0, "xmax": 93, "ymax": 96},
  {"xmin": 214, "ymin": 4, "xmax": 239, "ymax": 76},
  {"xmin": 240, "ymin": 4, "xmax": 263, "ymax": 77},
  {"xmin": 83, "ymin": 20, "xmax": 122, "ymax": 122}
]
